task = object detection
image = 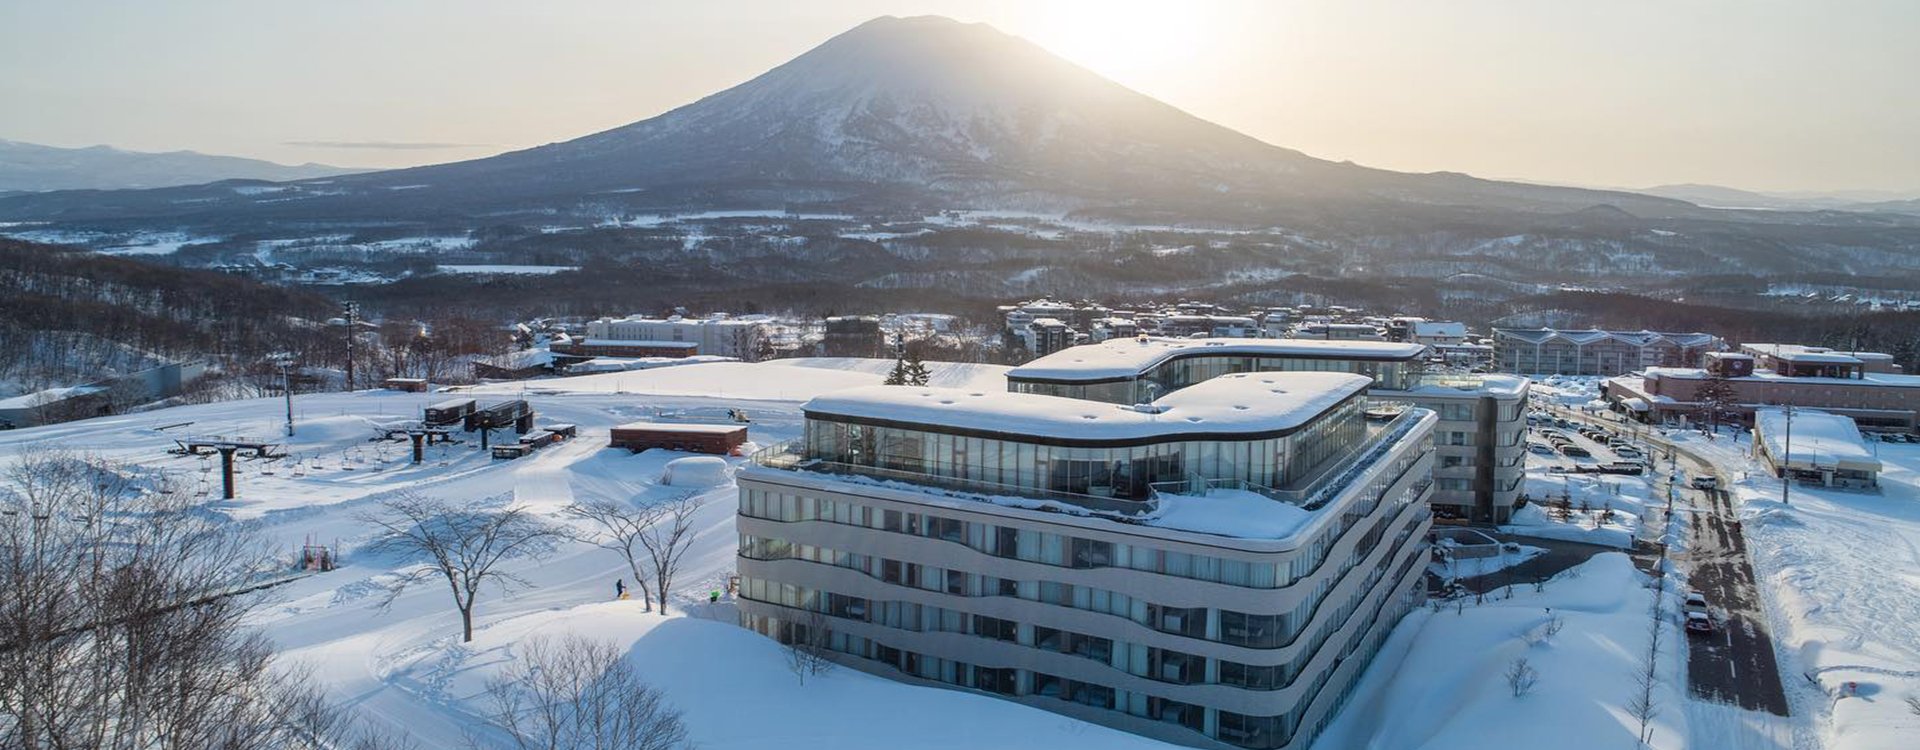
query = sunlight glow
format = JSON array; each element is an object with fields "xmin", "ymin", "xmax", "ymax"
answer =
[{"xmin": 1023, "ymin": 0, "xmax": 1208, "ymax": 84}]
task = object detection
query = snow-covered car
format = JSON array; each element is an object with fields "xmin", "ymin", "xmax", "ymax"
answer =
[
  {"xmin": 1528, "ymin": 443, "xmax": 1556, "ymax": 456},
  {"xmin": 1685, "ymin": 611, "xmax": 1714, "ymax": 634},
  {"xmin": 1561, "ymin": 445, "xmax": 1592, "ymax": 458},
  {"xmin": 1689, "ymin": 475, "xmax": 1719, "ymax": 490},
  {"xmin": 1684, "ymin": 591, "xmax": 1709, "ymax": 613},
  {"xmin": 1614, "ymin": 446, "xmax": 1643, "ymax": 458}
]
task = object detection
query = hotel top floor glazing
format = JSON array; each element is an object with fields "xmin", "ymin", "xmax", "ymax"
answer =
[{"xmin": 791, "ymin": 372, "xmax": 1374, "ymax": 506}]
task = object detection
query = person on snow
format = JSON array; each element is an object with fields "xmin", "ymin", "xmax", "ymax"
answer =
[
  {"xmin": 709, "ymin": 589, "xmax": 721, "ymax": 603},
  {"xmin": 615, "ymin": 579, "xmax": 627, "ymax": 599}
]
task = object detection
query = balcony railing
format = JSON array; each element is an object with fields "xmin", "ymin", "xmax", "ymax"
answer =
[
  {"xmin": 1146, "ymin": 406, "xmax": 1424, "ymax": 510},
  {"xmin": 747, "ymin": 441, "xmax": 1159, "ymax": 519}
]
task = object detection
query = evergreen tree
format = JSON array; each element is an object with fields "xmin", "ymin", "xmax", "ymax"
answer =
[
  {"xmin": 883, "ymin": 356, "xmax": 909, "ymax": 386},
  {"xmin": 1695, "ymin": 371, "xmax": 1740, "ymax": 430},
  {"xmin": 904, "ymin": 352, "xmax": 933, "ymax": 386}
]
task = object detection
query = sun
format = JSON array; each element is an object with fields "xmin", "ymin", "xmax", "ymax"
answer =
[{"xmin": 1022, "ymin": 0, "xmax": 1208, "ymax": 83}]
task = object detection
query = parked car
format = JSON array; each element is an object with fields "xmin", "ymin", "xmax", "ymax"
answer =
[
  {"xmin": 1684, "ymin": 590, "xmax": 1709, "ymax": 613},
  {"xmin": 1689, "ymin": 475, "xmax": 1719, "ymax": 490},
  {"xmin": 1562, "ymin": 445, "xmax": 1592, "ymax": 458},
  {"xmin": 1614, "ymin": 446, "xmax": 1644, "ymax": 459},
  {"xmin": 1528, "ymin": 443, "xmax": 1556, "ymax": 456},
  {"xmin": 1685, "ymin": 611, "xmax": 1714, "ymax": 634}
]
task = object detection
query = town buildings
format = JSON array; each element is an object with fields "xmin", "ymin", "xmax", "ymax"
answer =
[
  {"xmin": 1492, "ymin": 328, "xmax": 1725, "ymax": 376},
  {"xmin": 737, "ymin": 372, "xmax": 1436, "ymax": 749},
  {"xmin": 1602, "ymin": 345, "xmax": 1920, "ymax": 432},
  {"xmin": 1003, "ymin": 337, "xmax": 1530, "ymax": 523}
]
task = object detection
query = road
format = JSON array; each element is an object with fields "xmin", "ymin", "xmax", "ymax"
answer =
[{"xmin": 1547, "ymin": 405, "xmax": 1790, "ymax": 715}]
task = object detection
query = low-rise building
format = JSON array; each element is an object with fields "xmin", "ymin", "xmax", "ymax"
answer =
[
  {"xmin": 1602, "ymin": 348, "xmax": 1920, "ymax": 432},
  {"xmin": 583, "ymin": 313, "xmax": 771, "ymax": 360},
  {"xmin": 738, "ymin": 372, "xmax": 1435, "ymax": 749},
  {"xmin": 1753, "ymin": 408, "xmax": 1881, "ymax": 489}
]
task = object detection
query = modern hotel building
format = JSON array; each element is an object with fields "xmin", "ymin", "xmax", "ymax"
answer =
[
  {"xmin": 1003, "ymin": 338, "xmax": 1530, "ymax": 523},
  {"xmin": 737, "ymin": 372, "xmax": 1436, "ymax": 749}
]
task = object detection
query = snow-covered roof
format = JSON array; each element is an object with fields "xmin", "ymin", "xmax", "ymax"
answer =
[
  {"xmin": 1754, "ymin": 408, "xmax": 1880, "ymax": 472},
  {"xmin": 0, "ymin": 385, "xmax": 106, "ymax": 410},
  {"xmin": 1642, "ymin": 367, "xmax": 1920, "ymax": 388},
  {"xmin": 1494, "ymin": 328, "xmax": 1721, "ymax": 347},
  {"xmin": 612, "ymin": 422, "xmax": 747, "ymax": 435},
  {"xmin": 1412, "ymin": 321, "xmax": 1468, "ymax": 338},
  {"xmin": 1386, "ymin": 374, "xmax": 1531, "ymax": 398},
  {"xmin": 1006, "ymin": 337, "xmax": 1425, "ymax": 382},
  {"xmin": 803, "ymin": 372, "xmax": 1370, "ymax": 442}
]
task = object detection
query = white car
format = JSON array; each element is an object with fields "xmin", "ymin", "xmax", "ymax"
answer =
[
  {"xmin": 1683, "ymin": 590, "xmax": 1709, "ymax": 613},
  {"xmin": 1689, "ymin": 475, "xmax": 1719, "ymax": 490}
]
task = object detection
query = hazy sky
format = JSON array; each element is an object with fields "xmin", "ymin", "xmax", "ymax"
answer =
[{"xmin": 3, "ymin": 0, "xmax": 1916, "ymax": 193}]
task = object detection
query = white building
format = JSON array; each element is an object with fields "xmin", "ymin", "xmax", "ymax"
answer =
[
  {"xmin": 584, "ymin": 314, "xmax": 771, "ymax": 361},
  {"xmin": 1753, "ymin": 408, "xmax": 1881, "ymax": 489}
]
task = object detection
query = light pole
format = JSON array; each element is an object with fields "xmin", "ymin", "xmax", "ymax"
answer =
[{"xmin": 1780, "ymin": 403, "xmax": 1794, "ymax": 506}]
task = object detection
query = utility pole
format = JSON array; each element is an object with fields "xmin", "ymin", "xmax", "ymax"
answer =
[
  {"xmin": 343, "ymin": 301, "xmax": 358, "ymax": 392},
  {"xmin": 275, "ymin": 354, "xmax": 296, "ymax": 436},
  {"xmin": 1781, "ymin": 403, "xmax": 1794, "ymax": 506}
]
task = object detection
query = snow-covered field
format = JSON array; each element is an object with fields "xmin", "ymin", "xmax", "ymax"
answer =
[
  {"xmin": 0, "ymin": 358, "xmax": 1156, "ymax": 749},
  {"xmin": 1671, "ymin": 431, "xmax": 1920, "ymax": 750},
  {"xmin": 7, "ymin": 357, "xmax": 1873, "ymax": 750}
]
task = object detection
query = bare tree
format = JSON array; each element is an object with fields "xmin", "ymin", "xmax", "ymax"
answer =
[
  {"xmin": 483, "ymin": 635, "xmax": 687, "ymax": 750},
  {"xmin": 784, "ymin": 610, "xmax": 834, "ymax": 685},
  {"xmin": 1525, "ymin": 615, "xmax": 1565, "ymax": 647},
  {"xmin": 633, "ymin": 492, "xmax": 705, "ymax": 616},
  {"xmin": 0, "ymin": 448, "xmax": 401, "ymax": 749},
  {"xmin": 567, "ymin": 500, "xmax": 662, "ymax": 611},
  {"xmin": 1505, "ymin": 656, "xmax": 1539, "ymax": 697},
  {"xmin": 1906, "ymin": 694, "xmax": 1920, "ymax": 717},
  {"xmin": 1627, "ymin": 668, "xmax": 1661, "ymax": 747},
  {"xmin": 361, "ymin": 492, "xmax": 562, "ymax": 642}
]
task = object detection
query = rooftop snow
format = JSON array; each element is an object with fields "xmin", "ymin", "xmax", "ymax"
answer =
[
  {"xmin": 1388, "ymin": 373, "xmax": 1531, "ymax": 397},
  {"xmin": 1005, "ymin": 337, "xmax": 1425, "ymax": 382},
  {"xmin": 612, "ymin": 422, "xmax": 748, "ymax": 435},
  {"xmin": 1754, "ymin": 408, "xmax": 1881, "ymax": 471},
  {"xmin": 804, "ymin": 372, "xmax": 1370, "ymax": 441},
  {"xmin": 1642, "ymin": 366, "xmax": 1920, "ymax": 388}
]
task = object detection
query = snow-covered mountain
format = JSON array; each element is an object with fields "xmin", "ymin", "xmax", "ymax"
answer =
[
  {"xmin": 0, "ymin": 16, "xmax": 1710, "ymax": 222},
  {"xmin": 0, "ymin": 139, "xmax": 357, "ymax": 192}
]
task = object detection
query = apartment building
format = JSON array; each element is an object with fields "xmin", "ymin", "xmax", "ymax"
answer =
[
  {"xmin": 738, "ymin": 372, "xmax": 1436, "ymax": 749},
  {"xmin": 1492, "ymin": 328, "xmax": 1724, "ymax": 376},
  {"xmin": 1004, "ymin": 337, "xmax": 1530, "ymax": 522}
]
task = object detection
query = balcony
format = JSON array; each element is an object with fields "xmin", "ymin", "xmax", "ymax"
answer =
[{"xmin": 1146, "ymin": 406, "xmax": 1425, "ymax": 511}]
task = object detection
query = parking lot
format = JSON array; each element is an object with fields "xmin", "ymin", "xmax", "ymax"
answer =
[{"xmin": 1539, "ymin": 403, "xmax": 1791, "ymax": 716}]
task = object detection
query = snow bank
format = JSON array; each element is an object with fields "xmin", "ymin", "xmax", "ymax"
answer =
[
  {"xmin": 661, "ymin": 456, "xmax": 732, "ymax": 487},
  {"xmin": 1315, "ymin": 553, "xmax": 1689, "ymax": 750}
]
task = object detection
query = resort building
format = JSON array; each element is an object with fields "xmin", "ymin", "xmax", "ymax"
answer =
[
  {"xmin": 1003, "ymin": 338, "xmax": 1529, "ymax": 523},
  {"xmin": 737, "ymin": 372, "xmax": 1436, "ymax": 749},
  {"xmin": 1492, "ymin": 328, "xmax": 1725, "ymax": 376},
  {"xmin": 1602, "ymin": 347, "xmax": 1920, "ymax": 432}
]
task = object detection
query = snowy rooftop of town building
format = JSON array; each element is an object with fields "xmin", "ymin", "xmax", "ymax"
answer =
[
  {"xmin": 1754, "ymin": 408, "xmax": 1881, "ymax": 471},
  {"xmin": 1642, "ymin": 366, "xmax": 1920, "ymax": 387},
  {"xmin": 803, "ymin": 371, "xmax": 1371, "ymax": 441},
  {"xmin": 612, "ymin": 421, "xmax": 748, "ymax": 435},
  {"xmin": 1741, "ymin": 343, "xmax": 1894, "ymax": 364},
  {"xmin": 565, "ymin": 338, "xmax": 700, "ymax": 349},
  {"xmin": 1411, "ymin": 321, "xmax": 1468, "ymax": 338},
  {"xmin": 1005, "ymin": 336, "xmax": 1426, "ymax": 382}
]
